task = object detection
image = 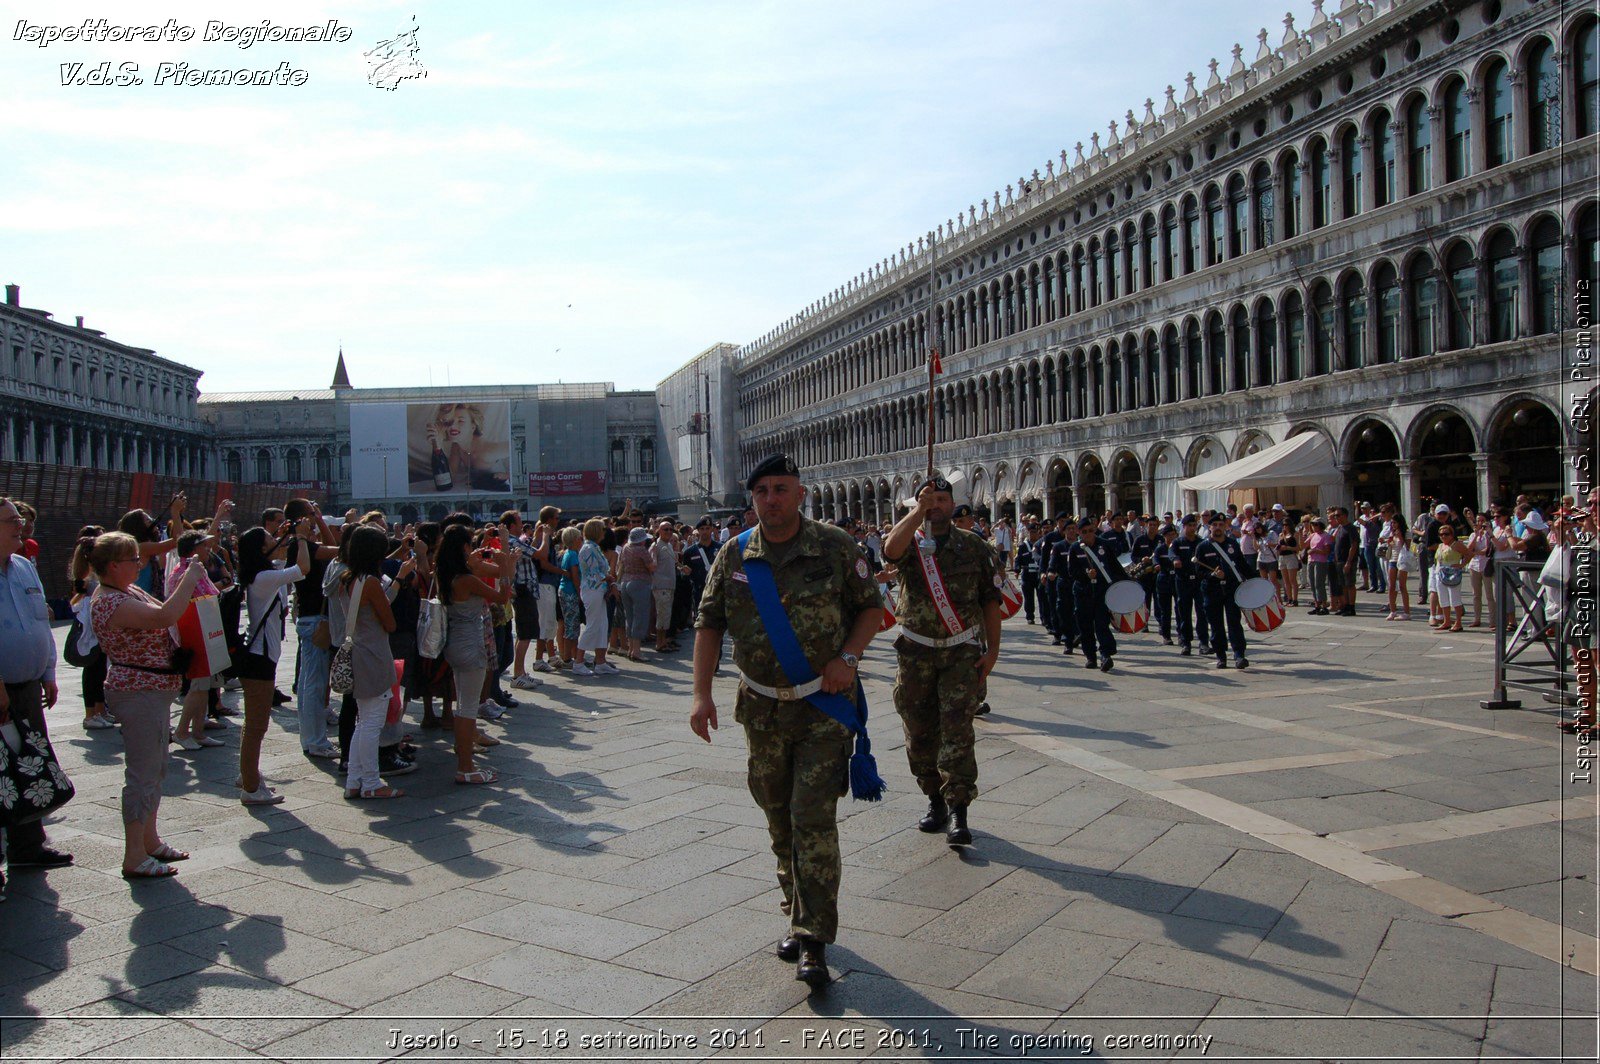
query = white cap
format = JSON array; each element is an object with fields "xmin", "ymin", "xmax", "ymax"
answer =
[
  {"xmin": 1433, "ymin": 504, "xmax": 1450, "ymax": 515},
  {"xmin": 1523, "ymin": 512, "xmax": 1549, "ymax": 531},
  {"xmin": 1271, "ymin": 503, "xmax": 1285, "ymax": 511}
]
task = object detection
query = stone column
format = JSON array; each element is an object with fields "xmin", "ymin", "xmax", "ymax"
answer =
[
  {"xmin": 1466, "ymin": 87, "xmax": 1486, "ymax": 176},
  {"xmin": 1516, "ymin": 240, "xmax": 1536, "ymax": 339},
  {"xmin": 1396, "ymin": 459, "xmax": 1420, "ymax": 522},
  {"xmin": 1428, "ymin": 105, "xmax": 1446, "ymax": 190},
  {"xmin": 1472, "ymin": 452, "xmax": 1496, "ymax": 512}
]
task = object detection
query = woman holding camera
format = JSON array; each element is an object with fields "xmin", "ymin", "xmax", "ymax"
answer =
[
  {"xmin": 234, "ymin": 524, "xmax": 310, "ymax": 806},
  {"xmin": 88, "ymin": 531, "xmax": 204, "ymax": 879},
  {"xmin": 435, "ymin": 523, "xmax": 514, "ymax": 784}
]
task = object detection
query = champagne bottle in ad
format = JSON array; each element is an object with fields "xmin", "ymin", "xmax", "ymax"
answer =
[{"xmin": 432, "ymin": 443, "xmax": 453, "ymax": 491}]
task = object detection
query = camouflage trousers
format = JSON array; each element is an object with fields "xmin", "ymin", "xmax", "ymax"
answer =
[
  {"xmin": 740, "ymin": 691, "xmax": 852, "ymax": 943},
  {"xmin": 892, "ymin": 639, "xmax": 982, "ymax": 806}
]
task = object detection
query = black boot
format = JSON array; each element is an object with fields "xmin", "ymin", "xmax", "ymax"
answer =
[
  {"xmin": 918, "ymin": 795, "xmax": 949, "ymax": 833},
  {"xmin": 946, "ymin": 804, "xmax": 972, "ymax": 846},
  {"xmin": 776, "ymin": 935, "xmax": 801, "ymax": 962},
  {"xmin": 796, "ymin": 938, "xmax": 830, "ymax": 987},
  {"xmin": 974, "ymin": 702, "xmax": 991, "ymax": 717}
]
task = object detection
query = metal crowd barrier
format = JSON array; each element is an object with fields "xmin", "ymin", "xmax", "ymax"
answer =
[{"xmin": 1480, "ymin": 559, "xmax": 1573, "ymax": 710}]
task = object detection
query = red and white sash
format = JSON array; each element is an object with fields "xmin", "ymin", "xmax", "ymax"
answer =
[{"xmin": 914, "ymin": 531, "xmax": 970, "ymax": 637}]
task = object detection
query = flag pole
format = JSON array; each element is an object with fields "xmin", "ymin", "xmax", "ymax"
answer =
[{"xmin": 924, "ymin": 229, "xmax": 938, "ymax": 482}]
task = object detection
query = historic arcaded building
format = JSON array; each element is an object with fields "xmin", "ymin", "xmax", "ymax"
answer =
[
  {"xmin": 0, "ymin": 283, "xmax": 211, "ymax": 477},
  {"xmin": 734, "ymin": 0, "xmax": 1597, "ymax": 522}
]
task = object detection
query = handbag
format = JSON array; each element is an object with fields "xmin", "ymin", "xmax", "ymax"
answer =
[
  {"xmin": 1438, "ymin": 564, "xmax": 1463, "ymax": 587},
  {"xmin": 63, "ymin": 597, "xmax": 95, "ymax": 668},
  {"xmin": 0, "ymin": 712, "xmax": 75, "ymax": 828},
  {"xmin": 1396, "ymin": 547, "xmax": 1418, "ymax": 573},
  {"xmin": 330, "ymin": 578, "xmax": 365, "ymax": 695},
  {"xmin": 417, "ymin": 578, "xmax": 446, "ymax": 660}
]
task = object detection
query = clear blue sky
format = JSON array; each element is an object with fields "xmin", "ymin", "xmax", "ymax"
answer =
[{"xmin": 2, "ymin": 0, "xmax": 1302, "ymax": 393}]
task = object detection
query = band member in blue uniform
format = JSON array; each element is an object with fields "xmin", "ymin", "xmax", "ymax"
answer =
[
  {"xmin": 1171, "ymin": 515, "xmax": 1211, "ymax": 656},
  {"xmin": 1153, "ymin": 524, "xmax": 1180, "ymax": 645},
  {"xmin": 1129, "ymin": 515, "xmax": 1160, "ymax": 604},
  {"xmin": 1100, "ymin": 513, "xmax": 1132, "ymax": 560},
  {"xmin": 1044, "ymin": 519, "xmax": 1081, "ymax": 652},
  {"xmin": 1067, "ymin": 520, "xmax": 1128, "ymax": 672},
  {"xmin": 1194, "ymin": 513, "xmax": 1256, "ymax": 669},
  {"xmin": 1014, "ymin": 522, "xmax": 1044, "ymax": 624}
]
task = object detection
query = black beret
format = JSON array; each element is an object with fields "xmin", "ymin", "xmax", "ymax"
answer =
[
  {"xmin": 952, "ymin": 504, "xmax": 974, "ymax": 518},
  {"xmin": 695, "ymin": 517, "xmax": 715, "ymax": 529},
  {"xmin": 746, "ymin": 453, "xmax": 800, "ymax": 490},
  {"xmin": 1078, "ymin": 518, "xmax": 1098, "ymax": 529},
  {"xmin": 1180, "ymin": 514, "xmax": 1198, "ymax": 525},
  {"xmin": 1208, "ymin": 512, "xmax": 1229, "ymax": 523},
  {"xmin": 924, "ymin": 475, "xmax": 954, "ymax": 494}
]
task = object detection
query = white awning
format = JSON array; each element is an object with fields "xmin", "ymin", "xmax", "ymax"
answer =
[{"xmin": 1179, "ymin": 433, "xmax": 1339, "ymax": 491}]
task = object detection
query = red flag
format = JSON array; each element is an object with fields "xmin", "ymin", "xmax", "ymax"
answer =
[{"xmin": 930, "ymin": 344, "xmax": 943, "ymax": 375}]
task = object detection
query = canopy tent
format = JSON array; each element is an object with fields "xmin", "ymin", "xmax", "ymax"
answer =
[{"xmin": 1179, "ymin": 432, "xmax": 1339, "ymax": 491}]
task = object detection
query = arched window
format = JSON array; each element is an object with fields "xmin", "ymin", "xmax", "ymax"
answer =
[
  {"xmin": 1107, "ymin": 345, "xmax": 1122, "ymax": 413},
  {"xmin": 1311, "ymin": 139, "xmax": 1332, "ymax": 228},
  {"xmin": 1284, "ymin": 290, "xmax": 1306, "ymax": 379},
  {"xmin": 1445, "ymin": 243, "xmax": 1478, "ymax": 349},
  {"xmin": 225, "ymin": 450, "xmax": 242, "ymax": 484},
  {"xmin": 1252, "ymin": 163, "xmax": 1275, "ymax": 249},
  {"xmin": 639, "ymin": 438, "xmax": 655, "ymax": 475},
  {"xmin": 1205, "ymin": 186, "xmax": 1226, "ymax": 264},
  {"xmin": 1143, "ymin": 335, "xmax": 1160, "ymax": 405},
  {"xmin": 1206, "ymin": 313, "xmax": 1226, "ymax": 395},
  {"xmin": 1141, "ymin": 216, "xmax": 1159, "ymax": 289},
  {"xmin": 1088, "ymin": 242, "xmax": 1103, "ymax": 306},
  {"xmin": 1162, "ymin": 326, "xmax": 1180, "ymax": 404},
  {"xmin": 1374, "ymin": 263, "xmax": 1400, "ymax": 364},
  {"xmin": 1445, "ymin": 79, "xmax": 1471, "ymax": 181},
  {"xmin": 1124, "ymin": 224, "xmax": 1140, "ymax": 295},
  {"xmin": 1580, "ymin": 204, "xmax": 1599, "ymax": 292},
  {"xmin": 1371, "ymin": 109, "xmax": 1394, "ymax": 207},
  {"xmin": 1407, "ymin": 97, "xmax": 1432, "ymax": 195},
  {"xmin": 1529, "ymin": 218, "xmax": 1563, "ymax": 334},
  {"xmin": 284, "ymin": 448, "xmax": 302, "ymax": 483},
  {"xmin": 1310, "ymin": 282, "xmax": 1334, "ymax": 374},
  {"xmin": 1183, "ymin": 197, "xmax": 1202, "ymax": 274},
  {"xmin": 1410, "ymin": 256, "xmax": 1440, "ymax": 358},
  {"xmin": 1486, "ymin": 230, "xmax": 1519, "ymax": 342},
  {"xmin": 1161, "ymin": 205, "xmax": 1180, "ymax": 280},
  {"xmin": 1580, "ymin": 19, "xmax": 1600, "ymax": 137},
  {"xmin": 1340, "ymin": 274, "xmax": 1367, "ymax": 370},
  {"xmin": 255, "ymin": 448, "xmax": 272, "ymax": 484},
  {"xmin": 315, "ymin": 446, "xmax": 331, "ymax": 483},
  {"xmin": 1527, "ymin": 40, "xmax": 1561, "ymax": 152},
  {"xmin": 610, "ymin": 438, "xmax": 627, "ymax": 475},
  {"xmin": 1484, "ymin": 59, "xmax": 1513, "ymax": 167},
  {"xmin": 1184, "ymin": 319, "xmax": 1203, "ymax": 398},
  {"xmin": 1229, "ymin": 307, "xmax": 1249, "ymax": 391},
  {"xmin": 1228, "ymin": 174, "xmax": 1249, "ymax": 257},
  {"xmin": 1340, "ymin": 126, "xmax": 1363, "ymax": 218},
  {"xmin": 1073, "ymin": 246, "xmax": 1088, "ymax": 310},
  {"xmin": 1254, "ymin": 301, "xmax": 1277, "ymax": 386},
  {"xmin": 1280, "ymin": 149, "xmax": 1302, "ymax": 239}
]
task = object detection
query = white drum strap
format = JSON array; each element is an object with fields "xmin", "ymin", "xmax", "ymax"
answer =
[
  {"xmin": 1206, "ymin": 543, "xmax": 1245, "ymax": 584},
  {"xmin": 1082, "ymin": 544, "xmax": 1113, "ymax": 583}
]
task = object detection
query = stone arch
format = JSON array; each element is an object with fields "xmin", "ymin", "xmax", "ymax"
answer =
[
  {"xmin": 1109, "ymin": 450, "xmax": 1144, "ymax": 515},
  {"xmin": 1485, "ymin": 394, "xmax": 1564, "ymax": 508},
  {"xmin": 1148, "ymin": 443, "xmax": 1183, "ymax": 519},
  {"xmin": 1046, "ymin": 455, "xmax": 1073, "ymax": 518},
  {"xmin": 1077, "ymin": 453, "xmax": 1106, "ymax": 517},
  {"xmin": 1185, "ymin": 435, "xmax": 1229, "ymax": 513},
  {"xmin": 1408, "ymin": 405, "xmax": 1481, "ymax": 512}
]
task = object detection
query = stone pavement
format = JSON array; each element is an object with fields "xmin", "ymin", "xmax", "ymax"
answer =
[{"xmin": 1, "ymin": 604, "xmax": 1596, "ymax": 1062}]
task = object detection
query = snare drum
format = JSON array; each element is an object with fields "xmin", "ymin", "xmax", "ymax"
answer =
[
  {"xmin": 878, "ymin": 586, "xmax": 899, "ymax": 633},
  {"xmin": 1234, "ymin": 576, "xmax": 1285, "ymax": 633},
  {"xmin": 1105, "ymin": 579, "xmax": 1150, "ymax": 634},
  {"xmin": 999, "ymin": 573, "xmax": 1024, "ymax": 620}
]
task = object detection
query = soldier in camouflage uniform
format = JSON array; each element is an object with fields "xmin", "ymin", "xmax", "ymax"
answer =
[
  {"xmin": 691, "ymin": 453, "xmax": 883, "ymax": 988},
  {"xmin": 881, "ymin": 478, "xmax": 1003, "ymax": 846}
]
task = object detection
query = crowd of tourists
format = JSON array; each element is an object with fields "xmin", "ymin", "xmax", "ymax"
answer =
[{"xmin": 0, "ymin": 494, "xmax": 747, "ymax": 890}]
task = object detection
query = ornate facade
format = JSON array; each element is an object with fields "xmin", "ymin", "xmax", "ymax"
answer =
[
  {"xmin": 735, "ymin": 0, "xmax": 1598, "ymax": 523},
  {"xmin": 0, "ymin": 284, "xmax": 210, "ymax": 477}
]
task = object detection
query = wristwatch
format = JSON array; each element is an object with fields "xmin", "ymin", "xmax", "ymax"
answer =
[{"xmin": 839, "ymin": 652, "xmax": 860, "ymax": 669}]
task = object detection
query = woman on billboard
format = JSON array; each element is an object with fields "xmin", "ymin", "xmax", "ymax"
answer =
[{"xmin": 420, "ymin": 403, "xmax": 510, "ymax": 493}]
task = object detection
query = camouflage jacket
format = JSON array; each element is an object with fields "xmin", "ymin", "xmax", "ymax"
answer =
[
  {"xmin": 884, "ymin": 527, "xmax": 1002, "ymax": 639},
  {"xmin": 696, "ymin": 517, "xmax": 882, "ymax": 690}
]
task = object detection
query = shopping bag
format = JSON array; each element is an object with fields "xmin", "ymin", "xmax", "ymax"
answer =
[
  {"xmin": 0, "ymin": 714, "xmax": 75, "ymax": 829},
  {"xmin": 176, "ymin": 595, "xmax": 231, "ymax": 679},
  {"xmin": 417, "ymin": 580, "xmax": 446, "ymax": 660}
]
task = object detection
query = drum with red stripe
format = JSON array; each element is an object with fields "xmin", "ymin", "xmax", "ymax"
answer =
[
  {"xmin": 878, "ymin": 585, "xmax": 899, "ymax": 632},
  {"xmin": 998, "ymin": 573, "xmax": 1024, "ymax": 620},
  {"xmin": 1235, "ymin": 576, "xmax": 1285, "ymax": 633},
  {"xmin": 1105, "ymin": 579, "xmax": 1149, "ymax": 634}
]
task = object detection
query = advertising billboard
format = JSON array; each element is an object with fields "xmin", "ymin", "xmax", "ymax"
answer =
[{"xmin": 349, "ymin": 400, "xmax": 513, "ymax": 498}]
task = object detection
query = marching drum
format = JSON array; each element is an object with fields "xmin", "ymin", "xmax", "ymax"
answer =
[
  {"xmin": 999, "ymin": 573, "xmax": 1025, "ymax": 620},
  {"xmin": 1105, "ymin": 579, "xmax": 1150, "ymax": 634},
  {"xmin": 878, "ymin": 586, "xmax": 899, "ymax": 633},
  {"xmin": 1116, "ymin": 552, "xmax": 1134, "ymax": 570},
  {"xmin": 1235, "ymin": 576, "xmax": 1285, "ymax": 632}
]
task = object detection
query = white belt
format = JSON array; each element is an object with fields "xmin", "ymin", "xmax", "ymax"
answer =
[
  {"xmin": 898, "ymin": 625, "xmax": 982, "ymax": 649},
  {"xmin": 739, "ymin": 673, "xmax": 824, "ymax": 702}
]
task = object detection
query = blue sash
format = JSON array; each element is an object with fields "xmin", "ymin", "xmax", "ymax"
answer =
[{"xmin": 736, "ymin": 528, "xmax": 885, "ymax": 802}]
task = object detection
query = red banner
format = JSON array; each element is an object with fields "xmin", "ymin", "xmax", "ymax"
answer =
[{"xmin": 527, "ymin": 470, "xmax": 608, "ymax": 496}]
